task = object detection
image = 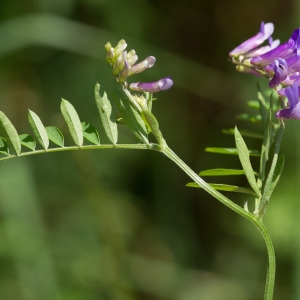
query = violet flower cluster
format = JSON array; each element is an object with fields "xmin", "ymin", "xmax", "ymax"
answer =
[
  {"xmin": 105, "ymin": 39, "xmax": 173, "ymax": 93},
  {"xmin": 229, "ymin": 22, "xmax": 300, "ymax": 120}
]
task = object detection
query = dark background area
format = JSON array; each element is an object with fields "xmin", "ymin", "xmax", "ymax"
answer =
[{"xmin": 0, "ymin": 1, "xmax": 299, "ymax": 299}]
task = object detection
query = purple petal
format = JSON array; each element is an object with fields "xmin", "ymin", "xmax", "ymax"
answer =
[
  {"xmin": 129, "ymin": 76, "xmax": 173, "ymax": 93},
  {"xmin": 229, "ymin": 22, "xmax": 274, "ymax": 57},
  {"xmin": 276, "ymin": 84, "xmax": 300, "ymax": 119}
]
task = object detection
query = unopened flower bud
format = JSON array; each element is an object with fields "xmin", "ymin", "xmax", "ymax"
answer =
[
  {"xmin": 129, "ymin": 56, "xmax": 156, "ymax": 75},
  {"xmin": 129, "ymin": 76, "xmax": 173, "ymax": 93},
  {"xmin": 114, "ymin": 39, "xmax": 127, "ymax": 57},
  {"xmin": 112, "ymin": 51, "xmax": 126, "ymax": 76},
  {"xmin": 126, "ymin": 50, "xmax": 138, "ymax": 66},
  {"xmin": 118, "ymin": 60, "xmax": 131, "ymax": 83}
]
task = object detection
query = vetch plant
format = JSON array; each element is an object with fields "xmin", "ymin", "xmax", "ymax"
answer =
[{"xmin": 0, "ymin": 23, "xmax": 297, "ymax": 299}]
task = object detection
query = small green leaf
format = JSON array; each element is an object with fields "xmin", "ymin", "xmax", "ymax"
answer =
[
  {"xmin": 0, "ymin": 111, "xmax": 21, "ymax": 155},
  {"xmin": 205, "ymin": 147, "xmax": 260, "ymax": 157},
  {"xmin": 111, "ymin": 89, "xmax": 149, "ymax": 144},
  {"xmin": 28, "ymin": 109, "xmax": 49, "ymax": 150},
  {"xmin": 186, "ymin": 182, "xmax": 255, "ymax": 195},
  {"xmin": 82, "ymin": 122, "xmax": 100, "ymax": 145},
  {"xmin": 95, "ymin": 83, "xmax": 118, "ymax": 144},
  {"xmin": 263, "ymin": 155, "xmax": 285, "ymax": 200},
  {"xmin": 19, "ymin": 134, "xmax": 36, "ymax": 151},
  {"xmin": 235, "ymin": 127, "xmax": 261, "ymax": 197},
  {"xmin": 45, "ymin": 126, "xmax": 64, "ymax": 147},
  {"xmin": 0, "ymin": 137, "xmax": 9, "ymax": 155},
  {"xmin": 199, "ymin": 168, "xmax": 246, "ymax": 176},
  {"xmin": 60, "ymin": 99, "xmax": 83, "ymax": 147},
  {"xmin": 272, "ymin": 155, "xmax": 285, "ymax": 187}
]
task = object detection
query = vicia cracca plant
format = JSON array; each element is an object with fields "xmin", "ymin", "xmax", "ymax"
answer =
[{"xmin": 0, "ymin": 22, "xmax": 297, "ymax": 300}]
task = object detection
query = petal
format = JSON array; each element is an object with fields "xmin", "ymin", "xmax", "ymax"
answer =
[
  {"xmin": 285, "ymin": 83, "xmax": 299, "ymax": 108},
  {"xmin": 229, "ymin": 22, "xmax": 274, "ymax": 57},
  {"xmin": 267, "ymin": 58, "xmax": 288, "ymax": 87}
]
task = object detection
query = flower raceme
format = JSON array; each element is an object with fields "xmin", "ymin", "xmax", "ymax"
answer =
[
  {"xmin": 105, "ymin": 39, "xmax": 173, "ymax": 93},
  {"xmin": 229, "ymin": 23, "xmax": 300, "ymax": 120}
]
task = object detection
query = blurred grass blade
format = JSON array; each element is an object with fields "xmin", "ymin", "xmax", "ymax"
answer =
[
  {"xmin": 60, "ymin": 99, "xmax": 83, "ymax": 147},
  {"xmin": 111, "ymin": 89, "xmax": 149, "ymax": 144},
  {"xmin": 237, "ymin": 114, "xmax": 262, "ymax": 123},
  {"xmin": 28, "ymin": 109, "xmax": 49, "ymax": 150},
  {"xmin": 199, "ymin": 168, "xmax": 246, "ymax": 176},
  {"xmin": 222, "ymin": 128, "xmax": 263, "ymax": 139},
  {"xmin": 95, "ymin": 83, "xmax": 118, "ymax": 144},
  {"xmin": 45, "ymin": 126, "xmax": 64, "ymax": 147},
  {"xmin": 82, "ymin": 122, "xmax": 100, "ymax": 145},
  {"xmin": 235, "ymin": 127, "xmax": 261, "ymax": 197},
  {"xmin": 19, "ymin": 134, "xmax": 36, "ymax": 151},
  {"xmin": 186, "ymin": 182, "xmax": 255, "ymax": 195},
  {"xmin": 0, "ymin": 111, "xmax": 21, "ymax": 156},
  {"xmin": 0, "ymin": 137, "xmax": 9, "ymax": 155}
]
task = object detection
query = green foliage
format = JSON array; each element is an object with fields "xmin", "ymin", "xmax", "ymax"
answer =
[
  {"xmin": 187, "ymin": 87, "xmax": 284, "ymax": 218},
  {"xmin": 0, "ymin": 83, "xmax": 156, "ymax": 162}
]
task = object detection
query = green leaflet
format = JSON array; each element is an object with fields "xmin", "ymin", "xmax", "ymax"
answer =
[
  {"xmin": 28, "ymin": 109, "xmax": 49, "ymax": 150},
  {"xmin": 111, "ymin": 89, "xmax": 149, "ymax": 144},
  {"xmin": 199, "ymin": 168, "xmax": 246, "ymax": 176},
  {"xmin": 186, "ymin": 182, "xmax": 255, "ymax": 195},
  {"xmin": 45, "ymin": 126, "xmax": 64, "ymax": 147},
  {"xmin": 19, "ymin": 134, "xmax": 36, "ymax": 151},
  {"xmin": 205, "ymin": 147, "xmax": 260, "ymax": 157},
  {"xmin": 60, "ymin": 99, "xmax": 84, "ymax": 147},
  {"xmin": 95, "ymin": 83, "xmax": 118, "ymax": 144},
  {"xmin": 0, "ymin": 111, "xmax": 21, "ymax": 156},
  {"xmin": 234, "ymin": 127, "xmax": 261, "ymax": 197},
  {"xmin": 82, "ymin": 122, "xmax": 100, "ymax": 145}
]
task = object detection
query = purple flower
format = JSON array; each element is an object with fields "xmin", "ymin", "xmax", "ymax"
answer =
[
  {"xmin": 276, "ymin": 84, "xmax": 300, "ymax": 119},
  {"xmin": 129, "ymin": 77, "xmax": 173, "ymax": 93},
  {"xmin": 229, "ymin": 22, "xmax": 274, "ymax": 57},
  {"xmin": 251, "ymin": 28, "xmax": 300, "ymax": 66}
]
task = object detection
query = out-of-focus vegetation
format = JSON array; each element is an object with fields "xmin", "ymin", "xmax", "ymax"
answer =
[{"xmin": 0, "ymin": 0, "xmax": 299, "ymax": 299}]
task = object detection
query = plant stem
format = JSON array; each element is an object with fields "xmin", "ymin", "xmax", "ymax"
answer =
[{"xmin": 158, "ymin": 145, "xmax": 275, "ymax": 300}]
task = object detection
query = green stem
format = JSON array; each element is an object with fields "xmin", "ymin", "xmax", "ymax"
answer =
[
  {"xmin": 0, "ymin": 143, "xmax": 152, "ymax": 161},
  {"xmin": 158, "ymin": 145, "xmax": 275, "ymax": 300}
]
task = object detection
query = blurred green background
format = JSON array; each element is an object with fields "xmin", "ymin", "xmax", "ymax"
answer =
[{"xmin": 0, "ymin": 0, "xmax": 299, "ymax": 299}]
